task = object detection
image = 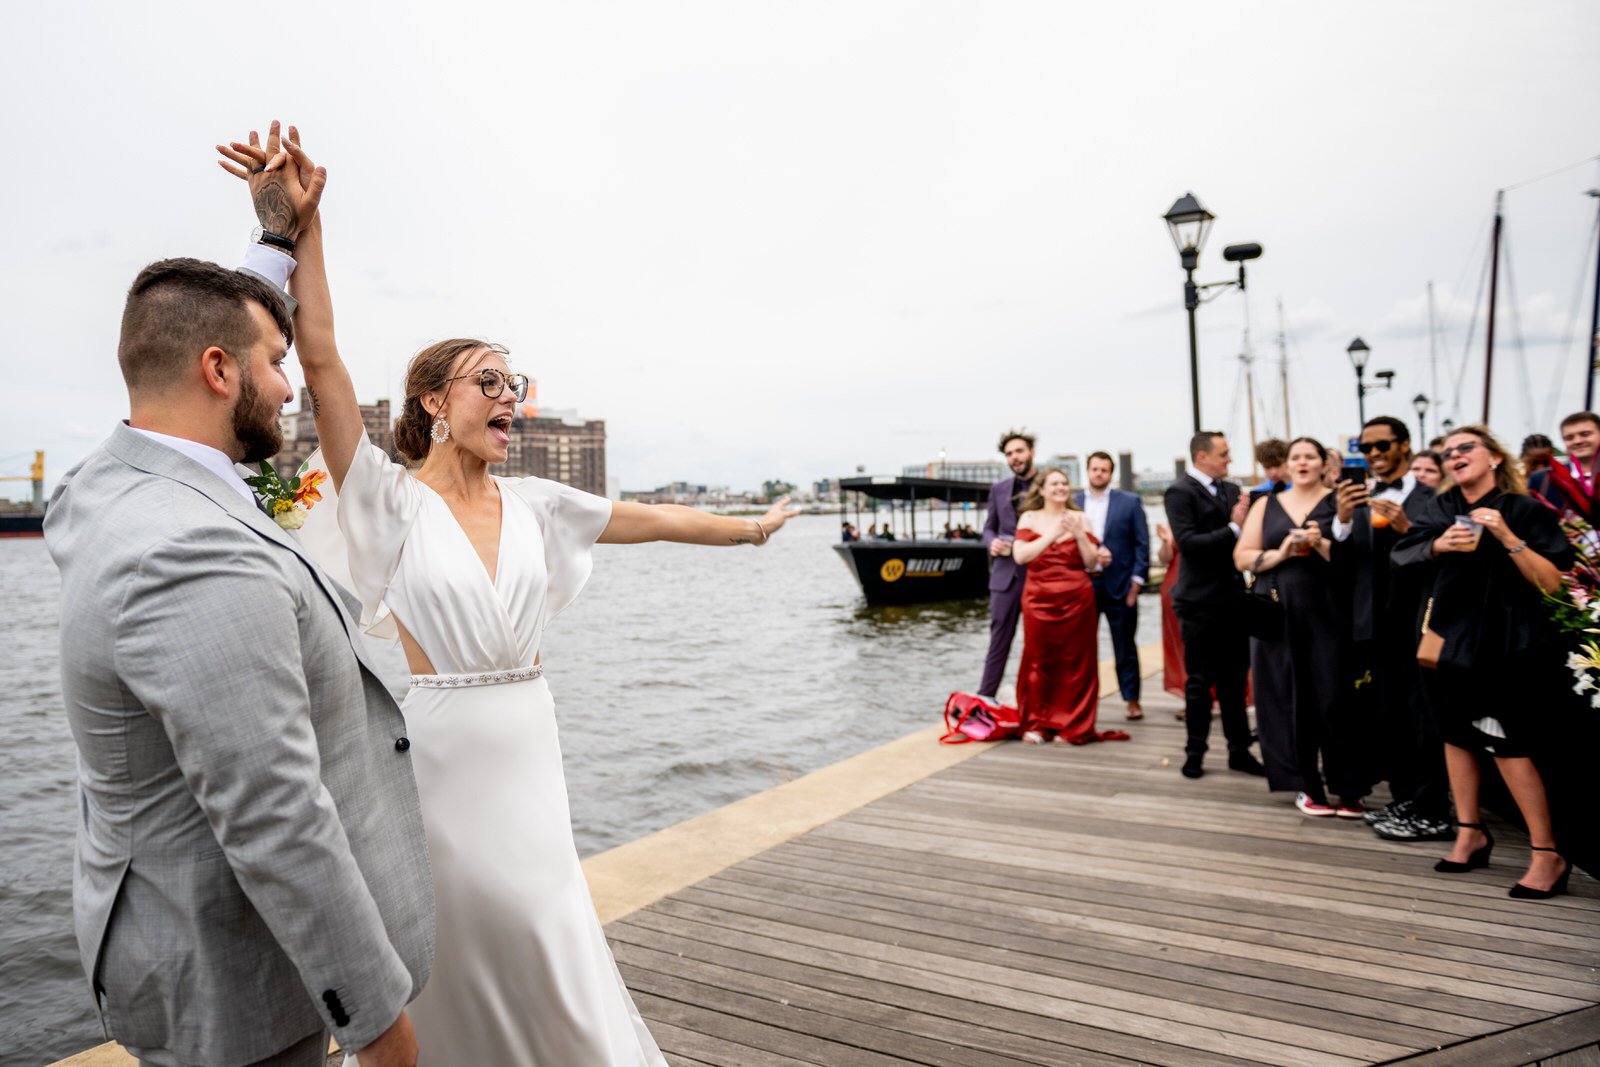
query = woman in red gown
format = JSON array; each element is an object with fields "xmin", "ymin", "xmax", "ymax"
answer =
[{"xmin": 1011, "ymin": 468, "xmax": 1130, "ymax": 745}]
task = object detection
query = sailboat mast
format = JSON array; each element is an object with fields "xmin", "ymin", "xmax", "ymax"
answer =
[
  {"xmin": 1585, "ymin": 189, "xmax": 1600, "ymax": 411},
  {"xmin": 1483, "ymin": 191, "xmax": 1503, "ymax": 424},
  {"xmin": 1427, "ymin": 281, "xmax": 1439, "ymax": 418},
  {"xmin": 1276, "ymin": 297, "xmax": 1290, "ymax": 438},
  {"xmin": 1243, "ymin": 353, "xmax": 1260, "ymax": 479}
]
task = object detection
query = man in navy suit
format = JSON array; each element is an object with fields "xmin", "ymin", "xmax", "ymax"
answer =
[
  {"xmin": 978, "ymin": 430, "xmax": 1037, "ymax": 697},
  {"xmin": 1076, "ymin": 452, "xmax": 1150, "ymax": 718}
]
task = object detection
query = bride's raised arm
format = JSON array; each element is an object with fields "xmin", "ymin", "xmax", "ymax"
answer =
[{"xmin": 218, "ymin": 123, "xmax": 364, "ymax": 490}]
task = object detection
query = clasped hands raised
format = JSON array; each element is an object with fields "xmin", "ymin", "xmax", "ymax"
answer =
[{"xmin": 216, "ymin": 120, "xmax": 326, "ymax": 241}]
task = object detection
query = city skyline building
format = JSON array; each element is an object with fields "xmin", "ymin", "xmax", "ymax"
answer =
[{"xmin": 273, "ymin": 391, "xmax": 609, "ymax": 499}]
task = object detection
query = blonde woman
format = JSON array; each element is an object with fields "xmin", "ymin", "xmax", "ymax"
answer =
[
  {"xmin": 1011, "ymin": 469, "xmax": 1129, "ymax": 744},
  {"xmin": 1393, "ymin": 426, "xmax": 1574, "ymax": 899}
]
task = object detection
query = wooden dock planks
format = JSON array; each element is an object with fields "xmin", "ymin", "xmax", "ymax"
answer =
[{"xmin": 611, "ymin": 683, "xmax": 1600, "ymax": 1067}]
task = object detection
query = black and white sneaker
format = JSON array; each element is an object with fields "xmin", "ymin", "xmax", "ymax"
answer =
[
  {"xmin": 1372, "ymin": 812, "xmax": 1456, "ymax": 842},
  {"xmin": 1365, "ymin": 799, "xmax": 1412, "ymax": 827}
]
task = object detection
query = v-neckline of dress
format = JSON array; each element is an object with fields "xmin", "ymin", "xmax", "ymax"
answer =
[
  {"xmin": 417, "ymin": 476, "xmax": 508, "ymax": 589},
  {"xmin": 1272, "ymin": 490, "xmax": 1326, "ymax": 529}
]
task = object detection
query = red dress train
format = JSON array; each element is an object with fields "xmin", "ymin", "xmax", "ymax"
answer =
[{"xmin": 1014, "ymin": 528, "xmax": 1128, "ymax": 743}]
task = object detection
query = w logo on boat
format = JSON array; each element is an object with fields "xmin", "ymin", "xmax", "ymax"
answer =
[{"xmin": 880, "ymin": 559, "xmax": 906, "ymax": 582}]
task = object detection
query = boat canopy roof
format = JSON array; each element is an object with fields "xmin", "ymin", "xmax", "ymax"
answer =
[{"xmin": 837, "ymin": 475, "xmax": 991, "ymax": 504}]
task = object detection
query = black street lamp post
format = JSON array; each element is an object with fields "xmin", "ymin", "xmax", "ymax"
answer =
[
  {"xmin": 1163, "ymin": 192, "xmax": 1262, "ymax": 433},
  {"xmin": 1346, "ymin": 336, "xmax": 1395, "ymax": 425},
  {"xmin": 1412, "ymin": 393, "xmax": 1430, "ymax": 446}
]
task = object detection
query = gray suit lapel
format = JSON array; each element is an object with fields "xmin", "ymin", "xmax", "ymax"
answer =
[{"xmin": 105, "ymin": 425, "xmax": 396, "ymax": 684}]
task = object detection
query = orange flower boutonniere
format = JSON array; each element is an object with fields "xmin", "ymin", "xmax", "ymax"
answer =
[{"xmin": 245, "ymin": 462, "xmax": 329, "ymax": 531}]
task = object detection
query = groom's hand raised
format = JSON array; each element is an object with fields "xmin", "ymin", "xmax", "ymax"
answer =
[
  {"xmin": 216, "ymin": 119, "xmax": 327, "ymax": 239},
  {"xmin": 358, "ymin": 1011, "xmax": 418, "ymax": 1067}
]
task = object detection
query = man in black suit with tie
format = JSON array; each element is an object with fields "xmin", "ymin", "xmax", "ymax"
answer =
[
  {"xmin": 1332, "ymin": 415, "xmax": 1448, "ymax": 840},
  {"xmin": 1163, "ymin": 431, "xmax": 1265, "ymax": 779}
]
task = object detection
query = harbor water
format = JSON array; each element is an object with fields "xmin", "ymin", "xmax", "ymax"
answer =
[{"xmin": 0, "ymin": 515, "xmax": 1154, "ymax": 1065}]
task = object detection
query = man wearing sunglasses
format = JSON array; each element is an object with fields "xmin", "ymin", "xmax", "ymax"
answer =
[{"xmin": 1331, "ymin": 416, "xmax": 1449, "ymax": 843}]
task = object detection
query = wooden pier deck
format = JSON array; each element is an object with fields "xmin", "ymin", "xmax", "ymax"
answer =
[
  {"xmin": 608, "ymin": 681, "xmax": 1600, "ymax": 1067},
  {"xmin": 52, "ymin": 663, "xmax": 1600, "ymax": 1067}
]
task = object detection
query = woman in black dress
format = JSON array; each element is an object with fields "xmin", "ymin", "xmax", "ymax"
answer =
[
  {"xmin": 1234, "ymin": 437, "xmax": 1367, "ymax": 817},
  {"xmin": 1393, "ymin": 426, "xmax": 1575, "ymax": 899}
]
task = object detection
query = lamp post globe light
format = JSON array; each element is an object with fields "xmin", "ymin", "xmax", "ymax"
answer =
[
  {"xmin": 1412, "ymin": 393, "xmax": 1430, "ymax": 445},
  {"xmin": 1347, "ymin": 336, "xmax": 1371, "ymax": 424},
  {"xmin": 1162, "ymin": 193, "xmax": 1262, "ymax": 433}
]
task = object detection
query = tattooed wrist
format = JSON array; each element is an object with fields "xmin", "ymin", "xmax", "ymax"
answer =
[{"xmin": 253, "ymin": 183, "xmax": 297, "ymax": 236}]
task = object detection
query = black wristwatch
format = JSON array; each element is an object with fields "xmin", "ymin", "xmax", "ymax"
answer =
[{"xmin": 251, "ymin": 226, "xmax": 296, "ymax": 255}]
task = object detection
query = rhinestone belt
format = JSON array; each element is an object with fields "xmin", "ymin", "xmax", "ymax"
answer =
[{"xmin": 409, "ymin": 665, "xmax": 545, "ymax": 689}]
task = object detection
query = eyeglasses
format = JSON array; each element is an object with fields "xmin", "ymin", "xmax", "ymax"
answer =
[
  {"xmin": 1356, "ymin": 439, "xmax": 1396, "ymax": 455},
  {"xmin": 441, "ymin": 368, "xmax": 530, "ymax": 402},
  {"xmin": 1439, "ymin": 440, "xmax": 1480, "ymax": 461}
]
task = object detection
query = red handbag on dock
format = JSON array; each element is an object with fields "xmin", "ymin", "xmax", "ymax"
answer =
[{"xmin": 940, "ymin": 692, "xmax": 1022, "ymax": 744}]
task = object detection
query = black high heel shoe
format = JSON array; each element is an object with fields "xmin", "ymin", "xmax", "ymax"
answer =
[
  {"xmin": 1434, "ymin": 822, "xmax": 1493, "ymax": 873},
  {"xmin": 1509, "ymin": 847, "xmax": 1572, "ymax": 900}
]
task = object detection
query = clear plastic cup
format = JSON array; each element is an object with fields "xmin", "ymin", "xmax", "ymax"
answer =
[{"xmin": 1454, "ymin": 515, "xmax": 1483, "ymax": 549}]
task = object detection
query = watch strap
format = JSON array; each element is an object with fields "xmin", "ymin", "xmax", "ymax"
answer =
[{"xmin": 256, "ymin": 229, "xmax": 296, "ymax": 254}]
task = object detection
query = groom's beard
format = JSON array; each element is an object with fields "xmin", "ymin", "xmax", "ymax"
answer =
[{"xmin": 232, "ymin": 369, "xmax": 284, "ymax": 464}]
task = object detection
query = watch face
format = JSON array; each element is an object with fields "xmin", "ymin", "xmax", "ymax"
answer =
[{"xmin": 251, "ymin": 226, "xmax": 264, "ymax": 244}]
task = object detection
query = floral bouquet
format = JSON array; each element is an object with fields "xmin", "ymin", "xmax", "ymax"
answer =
[
  {"xmin": 244, "ymin": 461, "xmax": 327, "ymax": 531},
  {"xmin": 1545, "ymin": 512, "xmax": 1600, "ymax": 705}
]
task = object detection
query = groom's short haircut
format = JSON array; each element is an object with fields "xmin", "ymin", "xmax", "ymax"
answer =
[{"xmin": 118, "ymin": 258, "xmax": 294, "ymax": 391}]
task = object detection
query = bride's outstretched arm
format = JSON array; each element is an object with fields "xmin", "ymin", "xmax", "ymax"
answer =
[
  {"xmin": 218, "ymin": 123, "xmax": 364, "ymax": 490},
  {"xmin": 599, "ymin": 497, "xmax": 800, "ymax": 546}
]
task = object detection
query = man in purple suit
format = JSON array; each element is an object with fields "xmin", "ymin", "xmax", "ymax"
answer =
[{"xmin": 978, "ymin": 430, "xmax": 1037, "ymax": 698}]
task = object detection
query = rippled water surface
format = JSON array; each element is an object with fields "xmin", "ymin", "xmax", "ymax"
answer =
[{"xmin": 1, "ymin": 517, "xmax": 1150, "ymax": 1064}]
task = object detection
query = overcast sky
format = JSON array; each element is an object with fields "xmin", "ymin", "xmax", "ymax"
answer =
[{"xmin": 3, "ymin": 1, "xmax": 1597, "ymax": 495}]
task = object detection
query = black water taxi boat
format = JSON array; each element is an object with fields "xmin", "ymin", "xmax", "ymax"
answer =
[{"xmin": 833, "ymin": 475, "xmax": 992, "ymax": 605}]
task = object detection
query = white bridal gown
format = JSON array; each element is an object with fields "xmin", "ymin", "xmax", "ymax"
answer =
[{"xmin": 301, "ymin": 440, "xmax": 666, "ymax": 1066}]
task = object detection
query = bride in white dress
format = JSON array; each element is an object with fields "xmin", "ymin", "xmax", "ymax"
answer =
[{"xmin": 228, "ymin": 130, "xmax": 795, "ymax": 1065}]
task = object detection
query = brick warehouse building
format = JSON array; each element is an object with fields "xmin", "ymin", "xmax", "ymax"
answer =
[{"xmin": 274, "ymin": 390, "xmax": 607, "ymax": 498}]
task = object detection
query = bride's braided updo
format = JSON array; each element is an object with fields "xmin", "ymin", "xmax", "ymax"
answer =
[{"xmin": 392, "ymin": 339, "xmax": 511, "ymax": 462}]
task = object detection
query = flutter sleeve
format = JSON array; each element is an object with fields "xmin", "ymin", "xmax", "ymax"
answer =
[
  {"xmin": 501, "ymin": 476, "xmax": 614, "ymax": 622},
  {"xmin": 295, "ymin": 441, "xmax": 422, "ymax": 637}
]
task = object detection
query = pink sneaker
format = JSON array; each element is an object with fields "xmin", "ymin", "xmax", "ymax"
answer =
[
  {"xmin": 1295, "ymin": 792, "xmax": 1336, "ymax": 817},
  {"xmin": 1335, "ymin": 800, "xmax": 1367, "ymax": 819}
]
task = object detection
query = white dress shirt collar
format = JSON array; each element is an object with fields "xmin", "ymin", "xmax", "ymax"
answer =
[
  {"xmin": 1186, "ymin": 465, "xmax": 1219, "ymax": 492},
  {"xmin": 128, "ymin": 425, "xmax": 257, "ymax": 503},
  {"xmin": 1083, "ymin": 486, "xmax": 1111, "ymax": 539}
]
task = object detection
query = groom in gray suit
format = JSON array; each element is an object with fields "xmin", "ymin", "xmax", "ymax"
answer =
[{"xmin": 46, "ymin": 158, "xmax": 433, "ymax": 1066}]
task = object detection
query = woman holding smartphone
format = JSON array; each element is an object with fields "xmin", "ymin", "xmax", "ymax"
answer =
[
  {"xmin": 1234, "ymin": 437, "xmax": 1367, "ymax": 818},
  {"xmin": 1393, "ymin": 426, "xmax": 1574, "ymax": 899}
]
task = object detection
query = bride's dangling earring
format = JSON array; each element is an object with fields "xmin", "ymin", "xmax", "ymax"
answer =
[{"xmin": 431, "ymin": 415, "xmax": 451, "ymax": 444}]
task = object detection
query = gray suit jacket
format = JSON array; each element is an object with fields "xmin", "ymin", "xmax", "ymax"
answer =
[{"xmin": 46, "ymin": 424, "xmax": 434, "ymax": 1065}]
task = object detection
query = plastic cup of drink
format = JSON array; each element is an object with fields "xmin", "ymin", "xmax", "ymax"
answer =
[
  {"xmin": 1289, "ymin": 529, "xmax": 1310, "ymax": 555},
  {"xmin": 1454, "ymin": 515, "xmax": 1483, "ymax": 548}
]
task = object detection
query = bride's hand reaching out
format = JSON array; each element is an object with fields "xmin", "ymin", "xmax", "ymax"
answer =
[{"xmin": 755, "ymin": 497, "xmax": 802, "ymax": 543}]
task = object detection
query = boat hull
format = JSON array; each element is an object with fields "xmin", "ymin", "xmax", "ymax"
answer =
[
  {"xmin": 833, "ymin": 541, "xmax": 990, "ymax": 605},
  {"xmin": 0, "ymin": 514, "xmax": 43, "ymax": 538}
]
